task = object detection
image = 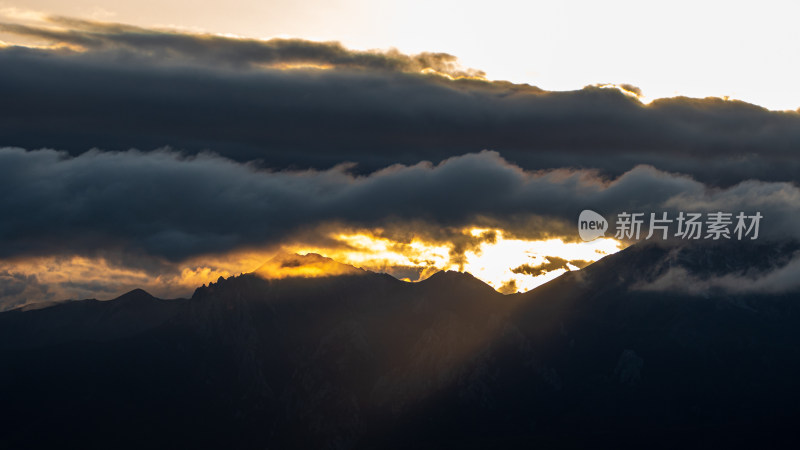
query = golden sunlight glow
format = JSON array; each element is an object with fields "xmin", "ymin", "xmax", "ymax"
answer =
[
  {"xmin": 0, "ymin": 227, "xmax": 623, "ymax": 307},
  {"xmin": 332, "ymin": 232, "xmax": 451, "ymax": 268},
  {"xmin": 461, "ymin": 232, "xmax": 621, "ymax": 293},
  {"xmin": 0, "ymin": 39, "xmax": 83, "ymax": 51},
  {"xmin": 0, "ymin": 251, "xmax": 267, "ymax": 305},
  {"xmin": 0, "ymin": 6, "xmax": 47, "ymax": 23},
  {"xmin": 254, "ymin": 252, "xmax": 362, "ymax": 279},
  {"xmin": 419, "ymin": 67, "xmax": 487, "ymax": 81},
  {"xmin": 285, "ymin": 227, "xmax": 623, "ymax": 293},
  {"xmin": 265, "ymin": 62, "xmax": 335, "ymax": 71},
  {"xmin": 593, "ymin": 83, "xmax": 644, "ymax": 100}
]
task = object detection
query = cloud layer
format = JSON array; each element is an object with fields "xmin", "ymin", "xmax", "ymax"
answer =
[
  {"xmin": 1, "ymin": 17, "xmax": 800, "ymax": 305},
  {"xmin": 1, "ymin": 18, "xmax": 799, "ymax": 186},
  {"xmin": 1, "ymin": 147, "xmax": 797, "ymax": 263}
]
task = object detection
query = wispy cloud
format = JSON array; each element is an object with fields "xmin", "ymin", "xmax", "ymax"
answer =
[{"xmin": 0, "ymin": 16, "xmax": 486, "ymax": 77}]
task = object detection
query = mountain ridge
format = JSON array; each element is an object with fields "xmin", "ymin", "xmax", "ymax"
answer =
[{"xmin": 3, "ymin": 241, "xmax": 800, "ymax": 448}]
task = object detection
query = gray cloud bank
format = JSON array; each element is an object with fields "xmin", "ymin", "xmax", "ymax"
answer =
[
  {"xmin": 1, "ymin": 147, "xmax": 798, "ymax": 262},
  {"xmin": 0, "ymin": 19, "xmax": 799, "ymax": 186}
]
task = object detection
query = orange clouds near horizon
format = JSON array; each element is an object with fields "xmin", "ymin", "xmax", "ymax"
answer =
[
  {"xmin": 0, "ymin": 226, "xmax": 623, "ymax": 310},
  {"xmin": 285, "ymin": 228, "xmax": 622, "ymax": 293}
]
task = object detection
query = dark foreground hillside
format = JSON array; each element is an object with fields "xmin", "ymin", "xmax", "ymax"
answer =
[{"xmin": 2, "ymin": 243, "xmax": 800, "ymax": 449}]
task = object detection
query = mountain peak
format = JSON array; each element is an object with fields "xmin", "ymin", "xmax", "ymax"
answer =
[
  {"xmin": 115, "ymin": 288, "xmax": 156, "ymax": 302},
  {"xmin": 253, "ymin": 252, "xmax": 365, "ymax": 280},
  {"xmin": 421, "ymin": 269, "xmax": 497, "ymax": 293},
  {"xmin": 425, "ymin": 269, "xmax": 472, "ymax": 281}
]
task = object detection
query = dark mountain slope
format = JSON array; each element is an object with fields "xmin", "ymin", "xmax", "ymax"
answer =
[
  {"xmin": 2, "ymin": 244, "xmax": 800, "ymax": 449},
  {"xmin": 374, "ymin": 241, "xmax": 800, "ymax": 449}
]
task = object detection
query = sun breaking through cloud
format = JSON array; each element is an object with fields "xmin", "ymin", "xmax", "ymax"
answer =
[{"xmin": 284, "ymin": 228, "xmax": 622, "ymax": 293}]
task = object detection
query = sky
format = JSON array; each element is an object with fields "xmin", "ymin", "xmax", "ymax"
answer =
[
  {"xmin": 3, "ymin": 0, "xmax": 800, "ymax": 111},
  {"xmin": 1, "ymin": 1, "xmax": 800, "ymax": 308}
]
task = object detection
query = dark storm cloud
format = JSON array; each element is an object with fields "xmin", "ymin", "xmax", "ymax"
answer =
[
  {"xmin": 512, "ymin": 257, "xmax": 572, "ymax": 276},
  {"xmin": 1, "ymin": 148, "xmax": 798, "ymax": 262},
  {"xmin": 1, "ymin": 19, "xmax": 799, "ymax": 186}
]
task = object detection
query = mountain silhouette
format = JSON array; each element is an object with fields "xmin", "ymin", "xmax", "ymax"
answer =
[{"xmin": 2, "ymin": 243, "xmax": 800, "ymax": 449}]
